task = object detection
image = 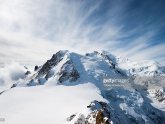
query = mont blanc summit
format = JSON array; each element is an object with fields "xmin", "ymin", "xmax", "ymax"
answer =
[{"xmin": 0, "ymin": 50, "xmax": 165, "ymax": 124}]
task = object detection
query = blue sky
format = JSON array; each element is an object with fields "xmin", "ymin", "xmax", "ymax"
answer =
[{"xmin": 0, "ymin": 0, "xmax": 165, "ymax": 65}]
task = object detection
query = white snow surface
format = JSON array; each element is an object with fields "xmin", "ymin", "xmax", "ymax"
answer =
[
  {"xmin": 0, "ymin": 50, "xmax": 165, "ymax": 124},
  {"xmin": 0, "ymin": 82, "xmax": 105, "ymax": 124}
]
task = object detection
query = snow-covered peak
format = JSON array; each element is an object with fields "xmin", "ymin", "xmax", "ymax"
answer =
[
  {"xmin": 118, "ymin": 59, "xmax": 165, "ymax": 76},
  {"xmin": 1, "ymin": 50, "xmax": 165, "ymax": 124},
  {"xmin": 85, "ymin": 50, "xmax": 116, "ymax": 63},
  {"xmin": 20, "ymin": 50, "xmax": 165, "ymax": 86}
]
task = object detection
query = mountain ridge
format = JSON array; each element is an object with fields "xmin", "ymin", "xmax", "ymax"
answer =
[
  {"xmin": 0, "ymin": 50, "xmax": 165, "ymax": 124},
  {"xmin": 24, "ymin": 50, "xmax": 165, "ymax": 86}
]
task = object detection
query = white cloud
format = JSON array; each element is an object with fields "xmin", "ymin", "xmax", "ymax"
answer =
[{"xmin": 0, "ymin": 0, "xmax": 164, "ymax": 66}]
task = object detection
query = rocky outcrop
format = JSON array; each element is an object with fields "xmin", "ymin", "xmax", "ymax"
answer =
[
  {"xmin": 38, "ymin": 50, "xmax": 68, "ymax": 77},
  {"xmin": 67, "ymin": 100, "xmax": 113, "ymax": 124},
  {"xmin": 86, "ymin": 100, "xmax": 112, "ymax": 124},
  {"xmin": 26, "ymin": 50, "xmax": 80, "ymax": 85},
  {"xmin": 34, "ymin": 65, "xmax": 39, "ymax": 71},
  {"xmin": 148, "ymin": 89, "xmax": 165, "ymax": 103},
  {"xmin": 57, "ymin": 60, "xmax": 79, "ymax": 83},
  {"xmin": 25, "ymin": 70, "xmax": 31, "ymax": 75}
]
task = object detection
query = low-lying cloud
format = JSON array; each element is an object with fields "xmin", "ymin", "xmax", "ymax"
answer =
[{"xmin": 0, "ymin": 62, "xmax": 26, "ymax": 86}]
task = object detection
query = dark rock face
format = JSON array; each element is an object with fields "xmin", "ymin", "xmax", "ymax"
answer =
[
  {"xmin": 38, "ymin": 50, "xmax": 67, "ymax": 77},
  {"xmin": 58, "ymin": 60, "xmax": 79, "ymax": 83},
  {"xmin": 34, "ymin": 65, "xmax": 39, "ymax": 71},
  {"xmin": 66, "ymin": 114, "xmax": 76, "ymax": 122},
  {"xmin": 25, "ymin": 71, "xmax": 31, "ymax": 75},
  {"xmin": 155, "ymin": 90, "xmax": 165, "ymax": 102},
  {"xmin": 28, "ymin": 50, "xmax": 80, "ymax": 85},
  {"xmin": 99, "ymin": 51, "xmax": 127, "ymax": 77},
  {"xmin": 87, "ymin": 100, "xmax": 112, "ymax": 124},
  {"xmin": 67, "ymin": 100, "xmax": 112, "ymax": 124},
  {"xmin": 150, "ymin": 89, "xmax": 165, "ymax": 102},
  {"xmin": 11, "ymin": 83, "xmax": 17, "ymax": 88},
  {"xmin": 24, "ymin": 66, "xmax": 28, "ymax": 69},
  {"xmin": 100, "ymin": 52, "xmax": 116, "ymax": 69},
  {"xmin": 27, "ymin": 79, "xmax": 36, "ymax": 86}
]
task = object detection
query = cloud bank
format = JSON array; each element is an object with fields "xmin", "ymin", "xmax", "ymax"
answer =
[
  {"xmin": 0, "ymin": 62, "xmax": 26, "ymax": 86},
  {"xmin": 0, "ymin": 0, "xmax": 165, "ymax": 65}
]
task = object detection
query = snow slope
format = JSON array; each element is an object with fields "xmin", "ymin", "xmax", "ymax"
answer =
[
  {"xmin": 0, "ymin": 83, "xmax": 105, "ymax": 124},
  {"xmin": 0, "ymin": 50, "xmax": 165, "ymax": 124}
]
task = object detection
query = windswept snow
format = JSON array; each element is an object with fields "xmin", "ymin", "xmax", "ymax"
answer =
[
  {"xmin": 0, "ymin": 83, "xmax": 105, "ymax": 124},
  {"xmin": 0, "ymin": 50, "xmax": 165, "ymax": 124}
]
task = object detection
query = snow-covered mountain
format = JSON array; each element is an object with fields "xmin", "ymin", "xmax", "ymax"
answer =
[
  {"xmin": 118, "ymin": 58, "xmax": 165, "ymax": 76},
  {"xmin": 0, "ymin": 50, "xmax": 165, "ymax": 124}
]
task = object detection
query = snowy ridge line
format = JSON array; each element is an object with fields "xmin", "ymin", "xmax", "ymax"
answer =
[{"xmin": 0, "ymin": 50, "xmax": 165, "ymax": 124}]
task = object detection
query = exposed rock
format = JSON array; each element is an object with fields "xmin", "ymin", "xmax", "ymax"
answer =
[
  {"xmin": 11, "ymin": 83, "xmax": 17, "ymax": 88},
  {"xmin": 100, "ymin": 52, "xmax": 116, "ymax": 69},
  {"xmin": 27, "ymin": 79, "xmax": 36, "ymax": 86},
  {"xmin": 58, "ymin": 60, "xmax": 79, "ymax": 83},
  {"xmin": 67, "ymin": 114, "xmax": 76, "ymax": 122},
  {"xmin": 34, "ymin": 65, "xmax": 39, "ymax": 71},
  {"xmin": 67, "ymin": 100, "xmax": 112, "ymax": 124},
  {"xmin": 87, "ymin": 100, "xmax": 111, "ymax": 124},
  {"xmin": 24, "ymin": 50, "xmax": 80, "ymax": 86},
  {"xmin": 74, "ymin": 114, "xmax": 86, "ymax": 124},
  {"xmin": 25, "ymin": 71, "xmax": 31, "ymax": 75},
  {"xmin": 94, "ymin": 51, "xmax": 126, "ymax": 77},
  {"xmin": 148, "ymin": 89, "xmax": 165, "ymax": 103},
  {"xmin": 24, "ymin": 66, "xmax": 28, "ymax": 69},
  {"xmin": 38, "ymin": 50, "xmax": 68, "ymax": 77},
  {"xmin": 0, "ymin": 91, "xmax": 5, "ymax": 95}
]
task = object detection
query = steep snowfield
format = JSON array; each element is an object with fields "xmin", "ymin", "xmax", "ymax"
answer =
[
  {"xmin": 0, "ymin": 50, "xmax": 165, "ymax": 124},
  {"xmin": 105, "ymin": 87, "xmax": 165, "ymax": 124},
  {"xmin": 0, "ymin": 83, "xmax": 105, "ymax": 124}
]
